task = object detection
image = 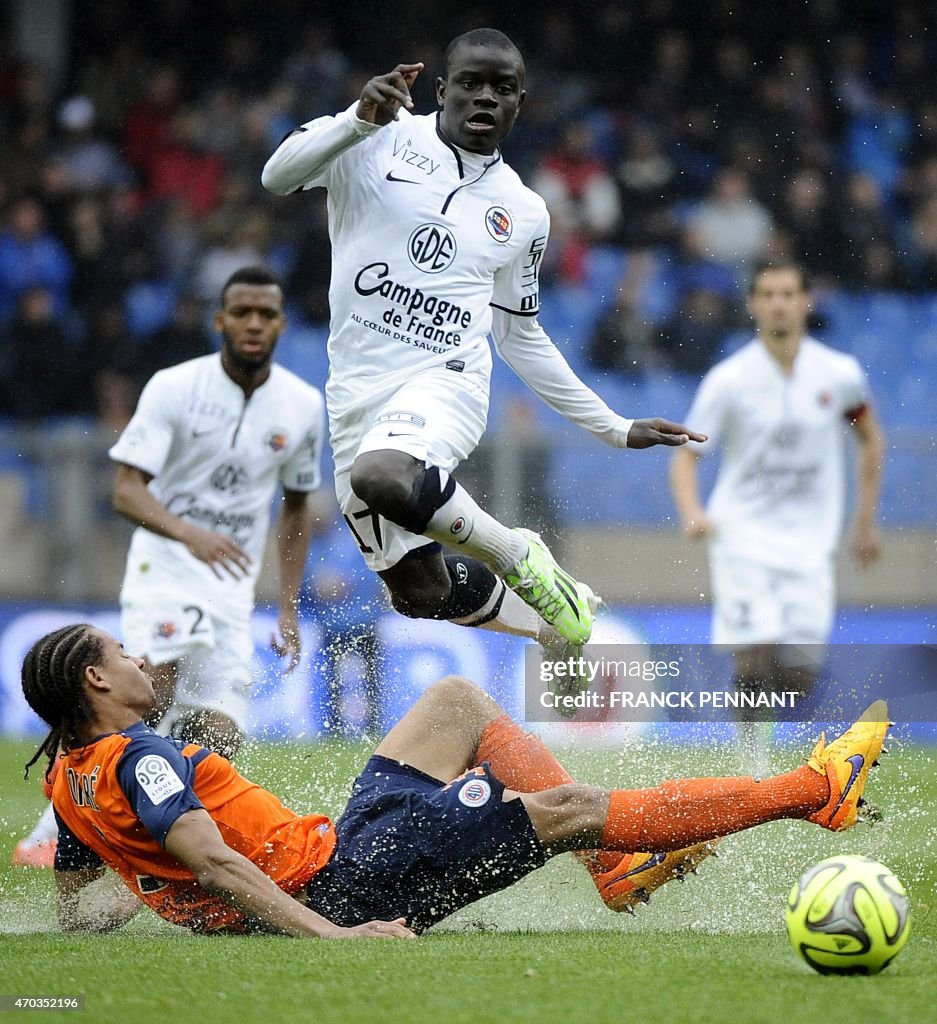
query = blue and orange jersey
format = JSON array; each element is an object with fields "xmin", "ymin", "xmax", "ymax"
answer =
[{"xmin": 51, "ymin": 721, "xmax": 336, "ymax": 932}]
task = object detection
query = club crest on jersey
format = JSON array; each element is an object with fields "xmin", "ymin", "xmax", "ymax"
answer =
[
  {"xmin": 450, "ymin": 516, "xmax": 466, "ymax": 535},
  {"xmin": 265, "ymin": 429, "xmax": 288, "ymax": 452},
  {"xmin": 408, "ymin": 223, "xmax": 457, "ymax": 273},
  {"xmin": 458, "ymin": 778, "xmax": 492, "ymax": 807},
  {"xmin": 485, "ymin": 206, "xmax": 513, "ymax": 242},
  {"xmin": 154, "ymin": 621, "xmax": 177, "ymax": 640},
  {"xmin": 817, "ymin": 390, "xmax": 833, "ymax": 408}
]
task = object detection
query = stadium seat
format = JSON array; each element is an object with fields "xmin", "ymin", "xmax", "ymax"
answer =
[
  {"xmin": 908, "ymin": 325, "xmax": 937, "ymax": 373},
  {"xmin": 274, "ymin": 325, "xmax": 330, "ymax": 386},
  {"xmin": 123, "ymin": 280, "xmax": 177, "ymax": 337},
  {"xmin": 581, "ymin": 246, "xmax": 627, "ymax": 307}
]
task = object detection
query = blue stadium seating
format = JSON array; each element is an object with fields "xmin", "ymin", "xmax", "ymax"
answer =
[
  {"xmin": 3, "ymin": 283, "xmax": 935, "ymax": 527},
  {"xmin": 526, "ymin": 285, "xmax": 937, "ymax": 527},
  {"xmin": 273, "ymin": 323, "xmax": 330, "ymax": 387}
]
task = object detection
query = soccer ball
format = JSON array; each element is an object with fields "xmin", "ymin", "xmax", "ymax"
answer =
[{"xmin": 785, "ymin": 855, "xmax": 911, "ymax": 975}]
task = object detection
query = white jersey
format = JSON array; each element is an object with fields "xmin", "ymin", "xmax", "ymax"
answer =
[
  {"xmin": 262, "ymin": 105, "xmax": 633, "ymax": 445},
  {"xmin": 686, "ymin": 337, "xmax": 869, "ymax": 569},
  {"xmin": 109, "ymin": 354, "xmax": 325, "ymax": 615}
]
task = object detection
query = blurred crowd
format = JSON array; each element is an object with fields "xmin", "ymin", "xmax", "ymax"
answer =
[{"xmin": 1, "ymin": 0, "xmax": 936, "ymax": 421}]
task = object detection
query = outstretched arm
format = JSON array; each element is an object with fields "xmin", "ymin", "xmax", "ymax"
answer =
[
  {"xmin": 492, "ymin": 309, "xmax": 705, "ymax": 449},
  {"xmin": 164, "ymin": 809, "xmax": 414, "ymax": 939},
  {"xmin": 262, "ymin": 63, "xmax": 423, "ymax": 195}
]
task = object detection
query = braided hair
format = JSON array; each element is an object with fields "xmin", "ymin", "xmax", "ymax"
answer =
[{"xmin": 21, "ymin": 624, "xmax": 104, "ymax": 779}]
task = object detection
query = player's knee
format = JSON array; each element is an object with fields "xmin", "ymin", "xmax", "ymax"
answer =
[
  {"xmin": 424, "ymin": 674, "xmax": 486, "ymax": 709},
  {"xmin": 176, "ymin": 711, "xmax": 242, "ymax": 760},
  {"xmin": 351, "ymin": 457, "xmax": 411, "ymax": 513},
  {"xmin": 350, "ymin": 452, "xmax": 424, "ymax": 523},
  {"xmin": 351, "ymin": 456, "xmax": 454, "ymax": 534},
  {"xmin": 387, "ymin": 579, "xmax": 451, "ymax": 619},
  {"xmin": 419, "ymin": 675, "xmax": 496, "ymax": 733}
]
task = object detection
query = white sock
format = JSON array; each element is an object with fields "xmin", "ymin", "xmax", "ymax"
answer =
[
  {"xmin": 467, "ymin": 584, "xmax": 545, "ymax": 639},
  {"xmin": 27, "ymin": 801, "xmax": 59, "ymax": 843},
  {"xmin": 424, "ymin": 478, "xmax": 527, "ymax": 575}
]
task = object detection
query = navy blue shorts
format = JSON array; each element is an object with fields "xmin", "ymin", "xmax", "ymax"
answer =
[{"xmin": 303, "ymin": 755, "xmax": 546, "ymax": 932}]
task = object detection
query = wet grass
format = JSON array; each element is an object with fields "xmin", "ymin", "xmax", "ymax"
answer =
[{"xmin": 1, "ymin": 732, "xmax": 934, "ymax": 1024}]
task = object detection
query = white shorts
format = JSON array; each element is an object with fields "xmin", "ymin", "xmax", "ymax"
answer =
[
  {"xmin": 120, "ymin": 592, "xmax": 254, "ymax": 730},
  {"xmin": 709, "ymin": 553, "xmax": 835, "ymax": 649},
  {"xmin": 331, "ymin": 371, "xmax": 489, "ymax": 572}
]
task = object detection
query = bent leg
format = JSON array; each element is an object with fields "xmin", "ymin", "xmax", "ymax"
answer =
[
  {"xmin": 351, "ymin": 450, "xmax": 526, "ymax": 574},
  {"xmin": 170, "ymin": 709, "xmax": 242, "ymax": 760},
  {"xmin": 379, "ymin": 545, "xmax": 551, "ymax": 641},
  {"xmin": 374, "ymin": 675, "xmax": 503, "ymax": 782},
  {"xmin": 351, "ymin": 450, "xmax": 594, "ymax": 645}
]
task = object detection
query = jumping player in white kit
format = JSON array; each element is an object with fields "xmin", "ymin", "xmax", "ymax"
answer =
[
  {"xmin": 262, "ymin": 28, "xmax": 704, "ymax": 660},
  {"xmin": 670, "ymin": 259, "xmax": 885, "ymax": 770}
]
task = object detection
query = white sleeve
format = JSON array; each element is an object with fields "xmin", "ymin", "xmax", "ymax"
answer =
[
  {"xmin": 491, "ymin": 309, "xmax": 634, "ymax": 446},
  {"xmin": 839, "ymin": 356, "xmax": 871, "ymax": 418},
  {"xmin": 108, "ymin": 373, "xmax": 179, "ymax": 476},
  {"xmin": 491, "ymin": 211, "xmax": 549, "ymax": 317},
  {"xmin": 261, "ymin": 102, "xmax": 383, "ymax": 195},
  {"xmin": 279, "ymin": 389, "xmax": 325, "ymax": 492}
]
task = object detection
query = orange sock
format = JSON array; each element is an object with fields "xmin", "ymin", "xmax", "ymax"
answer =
[
  {"xmin": 476, "ymin": 715, "xmax": 625, "ymax": 876},
  {"xmin": 601, "ymin": 766, "xmax": 830, "ymax": 852},
  {"xmin": 475, "ymin": 714, "xmax": 574, "ymax": 789}
]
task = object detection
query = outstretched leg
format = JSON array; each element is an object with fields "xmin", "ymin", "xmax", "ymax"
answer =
[{"xmin": 519, "ymin": 700, "xmax": 890, "ymax": 853}]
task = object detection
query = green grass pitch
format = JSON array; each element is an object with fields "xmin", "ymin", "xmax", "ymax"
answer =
[{"xmin": 1, "ymin": 731, "xmax": 934, "ymax": 1024}]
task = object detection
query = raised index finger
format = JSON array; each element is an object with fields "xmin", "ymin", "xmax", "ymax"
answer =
[{"xmin": 393, "ymin": 62, "xmax": 424, "ymax": 79}]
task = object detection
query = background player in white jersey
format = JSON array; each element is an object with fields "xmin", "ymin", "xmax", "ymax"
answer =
[
  {"xmin": 111, "ymin": 266, "xmax": 325, "ymax": 757},
  {"xmin": 13, "ymin": 266, "xmax": 326, "ymax": 866},
  {"xmin": 670, "ymin": 259, "xmax": 885, "ymax": 770},
  {"xmin": 262, "ymin": 28, "xmax": 703, "ymax": 663}
]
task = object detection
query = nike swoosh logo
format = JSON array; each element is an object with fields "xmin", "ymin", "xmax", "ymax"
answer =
[
  {"xmin": 832, "ymin": 753, "xmax": 865, "ymax": 815},
  {"xmin": 387, "ymin": 430, "xmax": 419, "ymax": 437},
  {"xmin": 602, "ymin": 852, "xmax": 667, "ymax": 888},
  {"xmin": 192, "ymin": 429, "xmax": 219, "ymax": 438},
  {"xmin": 386, "ymin": 171, "xmax": 420, "ymax": 184}
]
